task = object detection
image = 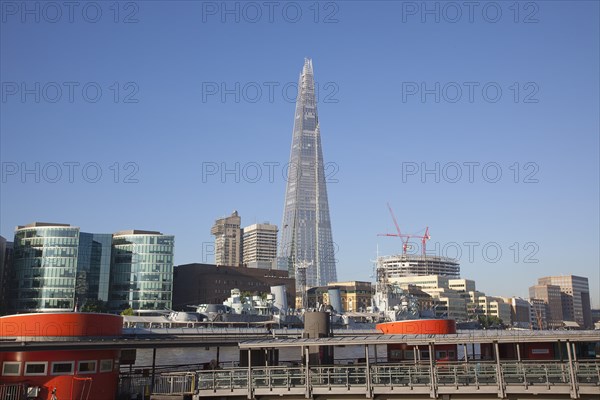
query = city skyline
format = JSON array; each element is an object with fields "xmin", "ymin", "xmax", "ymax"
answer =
[
  {"xmin": 1, "ymin": 220, "xmax": 596, "ymax": 315},
  {"xmin": 1, "ymin": 2, "xmax": 598, "ymax": 307}
]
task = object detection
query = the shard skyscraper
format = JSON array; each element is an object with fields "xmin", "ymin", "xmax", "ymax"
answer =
[{"xmin": 279, "ymin": 58, "xmax": 337, "ymax": 290}]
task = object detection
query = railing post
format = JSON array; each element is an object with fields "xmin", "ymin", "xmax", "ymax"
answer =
[
  {"xmin": 346, "ymin": 367, "xmax": 350, "ymax": 389},
  {"xmin": 150, "ymin": 347, "xmax": 157, "ymax": 394},
  {"xmin": 268, "ymin": 365, "xmax": 272, "ymax": 390},
  {"xmin": 572, "ymin": 342, "xmax": 579, "ymax": 373},
  {"xmin": 454, "ymin": 365, "xmax": 458, "ymax": 389},
  {"xmin": 494, "ymin": 341, "xmax": 505, "ymax": 398},
  {"xmin": 428, "ymin": 342, "xmax": 437, "ymax": 398},
  {"xmin": 304, "ymin": 346, "xmax": 311, "ymax": 398},
  {"xmin": 365, "ymin": 344, "xmax": 372, "ymax": 398},
  {"xmin": 566, "ymin": 340, "xmax": 579, "ymax": 399},
  {"xmin": 247, "ymin": 348, "xmax": 252, "ymax": 399}
]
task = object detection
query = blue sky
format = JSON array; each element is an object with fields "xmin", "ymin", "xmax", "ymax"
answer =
[{"xmin": 1, "ymin": 1, "xmax": 599, "ymax": 306}]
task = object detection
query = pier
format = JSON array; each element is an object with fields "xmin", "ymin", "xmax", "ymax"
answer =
[{"xmin": 146, "ymin": 330, "xmax": 600, "ymax": 399}]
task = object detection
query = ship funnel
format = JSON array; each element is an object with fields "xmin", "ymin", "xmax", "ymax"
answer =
[
  {"xmin": 270, "ymin": 285, "xmax": 288, "ymax": 318},
  {"xmin": 328, "ymin": 288, "xmax": 344, "ymax": 314}
]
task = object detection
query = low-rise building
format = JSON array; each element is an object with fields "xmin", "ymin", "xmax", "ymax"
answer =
[
  {"xmin": 529, "ymin": 298, "xmax": 549, "ymax": 330},
  {"xmin": 393, "ymin": 275, "xmax": 467, "ymax": 321},
  {"xmin": 172, "ymin": 263, "xmax": 295, "ymax": 310},
  {"xmin": 529, "ymin": 284, "xmax": 564, "ymax": 329},
  {"xmin": 304, "ymin": 281, "xmax": 373, "ymax": 312},
  {"xmin": 506, "ymin": 297, "xmax": 532, "ymax": 329}
]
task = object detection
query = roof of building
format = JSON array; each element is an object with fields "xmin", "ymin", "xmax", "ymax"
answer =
[
  {"xmin": 113, "ymin": 229, "xmax": 163, "ymax": 236},
  {"xmin": 17, "ymin": 222, "xmax": 72, "ymax": 229},
  {"xmin": 238, "ymin": 330, "xmax": 600, "ymax": 349}
]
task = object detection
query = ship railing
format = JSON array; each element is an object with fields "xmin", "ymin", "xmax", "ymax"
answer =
[{"xmin": 0, "ymin": 384, "xmax": 26, "ymax": 400}]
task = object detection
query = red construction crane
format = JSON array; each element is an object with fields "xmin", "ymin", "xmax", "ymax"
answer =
[{"xmin": 378, "ymin": 203, "xmax": 431, "ymax": 256}]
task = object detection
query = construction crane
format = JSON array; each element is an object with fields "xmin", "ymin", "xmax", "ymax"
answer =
[{"xmin": 378, "ymin": 203, "xmax": 431, "ymax": 256}]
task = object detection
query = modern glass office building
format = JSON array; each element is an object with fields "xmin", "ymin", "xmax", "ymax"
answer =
[
  {"xmin": 8, "ymin": 223, "xmax": 172, "ymax": 315},
  {"xmin": 10, "ymin": 223, "xmax": 81, "ymax": 312},
  {"xmin": 108, "ymin": 230, "xmax": 175, "ymax": 313},
  {"xmin": 77, "ymin": 232, "xmax": 113, "ymax": 303},
  {"xmin": 279, "ymin": 58, "xmax": 337, "ymax": 289}
]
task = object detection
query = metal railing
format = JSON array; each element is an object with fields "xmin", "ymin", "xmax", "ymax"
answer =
[
  {"xmin": 0, "ymin": 384, "xmax": 26, "ymax": 400},
  {"xmin": 152, "ymin": 372, "xmax": 195, "ymax": 395},
  {"xmin": 151, "ymin": 360, "xmax": 600, "ymax": 398},
  {"xmin": 118, "ymin": 374, "xmax": 152, "ymax": 398}
]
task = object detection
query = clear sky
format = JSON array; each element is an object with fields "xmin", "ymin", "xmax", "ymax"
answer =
[{"xmin": 1, "ymin": 1, "xmax": 599, "ymax": 306}]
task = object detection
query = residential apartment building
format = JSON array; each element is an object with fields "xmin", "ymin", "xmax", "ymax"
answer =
[
  {"xmin": 211, "ymin": 211, "xmax": 242, "ymax": 266},
  {"xmin": 242, "ymin": 223, "xmax": 278, "ymax": 269}
]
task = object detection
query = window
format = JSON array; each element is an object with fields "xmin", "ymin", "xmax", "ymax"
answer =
[
  {"xmin": 100, "ymin": 359, "xmax": 113, "ymax": 373},
  {"xmin": 389, "ymin": 350, "xmax": 402, "ymax": 359},
  {"xmin": 24, "ymin": 362, "xmax": 48, "ymax": 376},
  {"xmin": 51, "ymin": 361, "xmax": 74, "ymax": 375},
  {"xmin": 2, "ymin": 362, "xmax": 21, "ymax": 376},
  {"xmin": 77, "ymin": 361, "xmax": 97, "ymax": 374}
]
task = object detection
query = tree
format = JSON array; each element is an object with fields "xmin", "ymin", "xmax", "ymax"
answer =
[
  {"xmin": 121, "ymin": 307, "xmax": 134, "ymax": 316},
  {"xmin": 81, "ymin": 299, "xmax": 109, "ymax": 313},
  {"xmin": 477, "ymin": 315, "xmax": 504, "ymax": 329}
]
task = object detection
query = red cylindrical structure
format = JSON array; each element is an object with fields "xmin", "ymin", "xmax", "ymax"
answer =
[
  {"xmin": 376, "ymin": 319, "xmax": 457, "ymax": 362},
  {"xmin": 0, "ymin": 313, "xmax": 123, "ymax": 400},
  {"xmin": 376, "ymin": 319, "xmax": 456, "ymax": 335}
]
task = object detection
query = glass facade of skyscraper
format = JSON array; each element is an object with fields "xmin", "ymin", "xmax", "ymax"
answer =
[
  {"xmin": 108, "ymin": 230, "xmax": 175, "ymax": 313},
  {"xmin": 279, "ymin": 58, "xmax": 337, "ymax": 289}
]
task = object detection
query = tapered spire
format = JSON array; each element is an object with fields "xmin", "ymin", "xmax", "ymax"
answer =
[{"xmin": 279, "ymin": 59, "xmax": 337, "ymax": 291}]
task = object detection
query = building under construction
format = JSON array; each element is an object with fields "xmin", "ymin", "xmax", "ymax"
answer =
[
  {"xmin": 377, "ymin": 254, "xmax": 460, "ymax": 279},
  {"xmin": 377, "ymin": 204, "xmax": 458, "ymax": 279}
]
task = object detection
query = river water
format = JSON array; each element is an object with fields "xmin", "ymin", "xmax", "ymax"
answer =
[
  {"xmin": 131, "ymin": 344, "xmax": 479, "ymax": 369},
  {"xmin": 132, "ymin": 345, "xmax": 391, "ymax": 369}
]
